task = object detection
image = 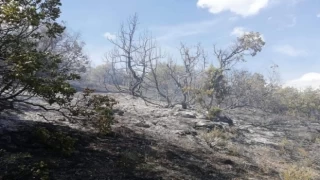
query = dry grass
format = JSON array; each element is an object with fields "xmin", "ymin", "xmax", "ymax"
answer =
[
  {"xmin": 200, "ymin": 128, "xmax": 230, "ymax": 147},
  {"xmin": 279, "ymin": 137, "xmax": 293, "ymax": 155},
  {"xmin": 249, "ymin": 146, "xmax": 285, "ymax": 175},
  {"xmin": 200, "ymin": 128, "xmax": 229, "ymax": 141},
  {"xmin": 227, "ymin": 143, "xmax": 243, "ymax": 157},
  {"xmin": 246, "ymin": 140, "xmax": 319, "ymax": 180},
  {"xmin": 280, "ymin": 165, "xmax": 315, "ymax": 180},
  {"xmin": 311, "ymin": 134, "xmax": 320, "ymax": 144},
  {"xmin": 297, "ymin": 147, "xmax": 309, "ymax": 158},
  {"xmin": 256, "ymin": 147, "xmax": 273, "ymax": 174}
]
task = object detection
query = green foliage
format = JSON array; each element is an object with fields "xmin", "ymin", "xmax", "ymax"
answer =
[
  {"xmin": 34, "ymin": 127, "xmax": 77, "ymax": 156},
  {"xmin": 0, "ymin": 0, "xmax": 117, "ymax": 134},
  {"xmin": 66, "ymin": 88, "xmax": 118, "ymax": 134},
  {"xmin": 226, "ymin": 69, "xmax": 320, "ymax": 119},
  {"xmin": 207, "ymin": 107, "xmax": 222, "ymax": 120},
  {"xmin": 15, "ymin": 161, "xmax": 49, "ymax": 180},
  {"xmin": 274, "ymin": 87, "xmax": 320, "ymax": 119},
  {"xmin": 2, "ymin": 152, "xmax": 32, "ymax": 164},
  {"xmin": 1, "ymin": 150, "xmax": 49, "ymax": 180},
  {"xmin": 118, "ymin": 150, "xmax": 141, "ymax": 168},
  {"xmin": 228, "ymin": 70, "xmax": 268, "ymax": 109},
  {"xmin": 91, "ymin": 94, "xmax": 117, "ymax": 134},
  {"xmin": 35, "ymin": 127, "xmax": 51, "ymax": 142},
  {"xmin": 0, "ymin": 0, "xmax": 81, "ymax": 111},
  {"xmin": 195, "ymin": 65, "xmax": 228, "ymax": 111}
]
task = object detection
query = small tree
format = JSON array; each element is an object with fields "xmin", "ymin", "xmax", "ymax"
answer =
[
  {"xmin": 196, "ymin": 65, "xmax": 227, "ymax": 110},
  {"xmin": 198, "ymin": 32, "xmax": 265, "ymax": 110}
]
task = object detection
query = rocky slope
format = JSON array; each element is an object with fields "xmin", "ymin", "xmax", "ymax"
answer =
[{"xmin": 1, "ymin": 93, "xmax": 320, "ymax": 179}]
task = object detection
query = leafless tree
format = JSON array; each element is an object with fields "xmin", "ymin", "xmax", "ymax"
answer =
[
  {"xmin": 105, "ymin": 14, "xmax": 161, "ymax": 97},
  {"xmin": 143, "ymin": 32, "xmax": 265, "ymax": 110},
  {"xmin": 142, "ymin": 58, "xmax": 175, "ymax": 107},
  {"xmin": 164, "ymin": 43, "xmax": 207, "ymax": 109},
  {"xmin": 104, "ymin": 15, "xmax": 266, "ymax": 111}
]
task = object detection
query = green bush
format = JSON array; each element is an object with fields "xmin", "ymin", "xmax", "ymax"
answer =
[
  {"xmin": 207, "ymin": 107, "xmax": 222, "ymax": 120},
  {"xmin": 1, "ymin": 150, "xmax": 49, "ymax": 180},
  {"xmin": 34, "ymin": 127, "xmax": 51, "ymax": 142},
  {"xmin": 66, "ymin": 88, "xmax": 118, "ymax": 135},
  {"xmin": 34, "ymin": 127, "xmax": 77, "ymax": 156},
  {"xmin": 90, "ymin": 94, "xmax": 117, "ymax": 134},
  {"xmin": 16, "ymin": 161, "xmax": 49, "ymax": 180},
  {"xmin": 274, "ymin": 87, "xmax": 320, "ymax": 119}
]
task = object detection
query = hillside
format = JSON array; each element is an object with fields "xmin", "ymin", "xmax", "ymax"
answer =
[
  {"xmin": 1, "ymin": 1, "xmax": 320, "ymax": 180},
  {"xmin": 1, "ymin": 93, "xmax": 320, "ymax": 180}
]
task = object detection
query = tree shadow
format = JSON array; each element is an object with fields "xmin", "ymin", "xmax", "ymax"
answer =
[{"xmin": 0, "ymin": 118, "xmax": 251, "ymax": 180}]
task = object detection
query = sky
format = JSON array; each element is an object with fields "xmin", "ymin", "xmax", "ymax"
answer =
[{"xmin": 59, "ymin": 0, "xmax": 320, "ymax": 89}]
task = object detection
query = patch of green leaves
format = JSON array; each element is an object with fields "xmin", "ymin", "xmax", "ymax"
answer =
[{"xmin": 34, "ymin": 127, "xmax": 77, "ymax": 156}]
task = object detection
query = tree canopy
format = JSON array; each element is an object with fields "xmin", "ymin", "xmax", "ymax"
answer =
[{"xmin": 0, "ymin": 0, "xmax": 79, "ymax": 111}]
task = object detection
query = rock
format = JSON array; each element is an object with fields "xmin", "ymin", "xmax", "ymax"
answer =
[
  {"xmin": 153, "ymin": 112, "xmax": 166, "ymax": 118},
  {"xmin": 135, "ymin": 122, "xmax": 151, "ymax": 128},
  {"xmin": 212, "ymin": 122, "xmax": 230, "ymax": 130},
  {"xmin": 196, "ymin": 113, "xmax": 207, "ymax": 119},
  {"xmin": 195, "ymin": 120, "xmax": 230, "ymax": 131},
  {"xmin": 173, "ymin": 105, "xmax": 183, "ymax": 111},
  {"xmin": 237, "ymin": 125, "xmax": 281, "ymax": 145},
  {"xmin": 173, "ymin": 111, "xmax": 197, "ymax": 118},
  {"xmin": 58, "ymin": 118, "xmax": 66, "ymax": 121},
  {"xmin": 169, "ymin": 105, "xmax": 188, "ymax": 115},
  {"xmin": 176, "ymin": 130, "xmax": 197, "ymax": 136},
  {"xmin": 113, "ymin": 109, "xmax": 125, "ymax": 116},
  {"xmin": 194, "ymin": 120, "xmax": 216, "ymax": 129},
  {"xmin": 214, "ymin": 116, "xmax": 234, "ymax": 126},
  {"xmin": 118, "ymin": 111, "xmax": 124, "ymax": 116},
  {"xmin": 223, "ymin": 159, "xmax": 235, "ymax": 165}
]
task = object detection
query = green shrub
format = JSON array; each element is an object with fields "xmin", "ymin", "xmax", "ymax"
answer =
[
  {"xmin": 66, "ymin": 88, "xmax": 118, "ymax": 135},
  {"xmin": 34, "ymin": 127, "xmax": 77, "ymax": 156},
  {"xmin": 90, "ymin": 94, "xmax": 117, "ymax": 134},
  {"xmin": 195, "ymin": 66, "xmax": 229, "ymax": 111},
  {"xmin": 34, "ymin": 127, "xmax": 51, "ymax": 142},
  {"xmin": 1, "ymin": 150, "xmax": 49, "ymax": 180},
  {"xmin": 4, "ymin": 161, "xmax": 49, "ymax": 180},
  {"xmin": 19, "ymin": 161, "xmax": 49, "ymax": 180},
  {"xmin": 50, "ymin": 131, "xmax": 77, "ymax": 156},
  {"xmin": 207, "ymin": 107, "xmax": 222, "ymax": 120}
]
